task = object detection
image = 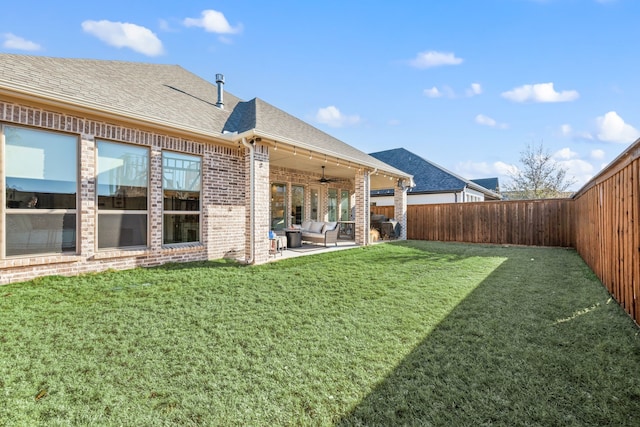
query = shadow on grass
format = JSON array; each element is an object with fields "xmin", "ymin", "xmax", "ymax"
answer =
[{"xmin": 338, "ymin": 247, "xmax": 640, "ymax": 426}]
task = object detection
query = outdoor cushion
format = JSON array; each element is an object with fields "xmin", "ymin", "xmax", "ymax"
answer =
[
  {"xmin": 322, "ymin": 221, "xmax": 337, "ymax": 233},
  {"xmin": 309, "ymin": 221, "xmax": 324, "ymax": 233},
  {"xmin": 301, "ymin": 220, "xmax": 312, "ymax": 231}
]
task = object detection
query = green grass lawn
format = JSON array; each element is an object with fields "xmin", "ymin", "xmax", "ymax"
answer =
[{"xmin": 1, "ymin": 241, "xmax": 639, "ymax": 426}]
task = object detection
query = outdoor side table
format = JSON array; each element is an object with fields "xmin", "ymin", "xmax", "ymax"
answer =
[
  {"xmin": 285, "ymin": 229, "xmax": 302, "ymax": 248},
  {"xmin": 269, "ymin": 237, "xmax": 283, "ymax": 257}
]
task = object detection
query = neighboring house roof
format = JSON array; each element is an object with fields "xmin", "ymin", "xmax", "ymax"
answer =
[
  {"xmin": 369, "ymin": 148, "xmax": 501, "ymax": 200},
  {"xmin": 471, "ymin": 177, "xmax": 500, "ymax": 193},
  {"xmin": 0, "ymin": 54, "xmax": 408, "ymax": 179}
]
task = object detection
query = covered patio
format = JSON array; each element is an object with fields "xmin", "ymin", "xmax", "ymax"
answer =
[
  {"xmin": 265, "ymin": 136, "xmax": 411, "ymax": 253},
  {"xmin": 219, "ymin": 96, "xmax": 414, "ymax": 264}
]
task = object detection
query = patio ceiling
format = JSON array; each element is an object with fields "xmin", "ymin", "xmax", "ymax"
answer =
[{"xmin": 265, "ymin": 139, "xmax": 411, "ymax": 190}]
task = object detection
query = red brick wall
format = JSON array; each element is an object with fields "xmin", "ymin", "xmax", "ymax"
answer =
[{"xmin": 0, "ymin": 100, "xmax": 247, "ymax": 284}]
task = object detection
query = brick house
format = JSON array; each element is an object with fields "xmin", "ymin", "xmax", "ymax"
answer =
[{"xmin": 0, "ymin": 54, "xmax": 412, "ymax": 284}]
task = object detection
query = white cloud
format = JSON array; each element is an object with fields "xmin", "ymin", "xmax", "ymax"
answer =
[
  {"xmin": 81, "ymin": 20, "xmax": 164, "ymax": 56},
  {"xmin": 466, "ymin": 83, "xmax": 482, "ymax": 97},
  {"xmin": 558, "ymin": 124, "xmax": 594, "ymax": 141},
  {"xmin": 424, "ymin": 87, "xmax": 442, "ymax": 98},
  {"xmin": 560, "ymin": 124, "xmax": 572, "ymax": 136},
  {"xmin": 183, "ymin": 10, "xmax": 242, "ymax": 34},
  {"xmin": 423, "ymin": 85, "xmax": 455, "ymax": 98},
  {"xmin": 535, "ymin": 148, "xmax": 593, "ymax": 188},
  {"xmin": 501, "ymin": 82, "xmax": 579, "ymax": 103},
  {"xmin": 457, "ymin": 160, "xmax": 491, "ymax": 176},
  {"xmin": 409, "ymin": 51, "xmax": 463, "ymax": 69},
  {"xmin": 457, "ymin": 156, "xmax": 594, "ymax": 191},
  {"xmin": 595, "ymin": 111, "xmax": 640, "ymax": 143},
  {"xmin": 553, "ymin": 147, "xmax": 578, "ymax": 160},
  {"xmin": 315, "ymin": 106, "xmax": 361, "ymax": 128},
  {"xmin": 1, "ymin": 33, "xmax": 41, "ymax": 51},
  {"xmin": 456, "ymin": 160, "xmax": 517, "ymax": 178},
  {"xmin": 424, "ymin": 83, "xmax": 483, "ymax": 99},
  {"xmin": 494, "ymin": 161, "xmax": 518, "ymax": 176},
  {"xmin": 475, "ymin": 114, "xmax": 508, "ymax": 129},
  {"xmin": 555, "ymin": 158, "xmax": 594, "ymax": 188},
  {"xmin": 591, "ymin": 149, "xmax": 605, "ymax": 160}
]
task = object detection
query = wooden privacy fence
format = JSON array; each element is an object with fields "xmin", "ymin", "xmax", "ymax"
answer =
[
  {"xmin": 372, "ymin": 139, "xmax": 640, "ymax": 325},
  {"xmin": 573, "ymin": 142, "xmax": 640, "ymax": 324},
  {"xmin": 372, "ymin": 199, "xmax": 575, "ymax": 247},
  {"xmin": 405, "ymin": 200, "xmax": 575, "ymax": 247},
  {"xmin": 370, "ymin": 205, "xmax": 395, "ymax": 221}
]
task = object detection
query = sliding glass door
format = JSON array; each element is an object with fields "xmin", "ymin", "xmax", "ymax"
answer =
[
  {"xmin": 310, "ymin": 187, "xmax": 320, "ymax": 221},
  {"xmin": 270, "ymin": 183, "xmax": 286, "ymax": 230},
  {"xmin": 291, "ymin": 185, "xmax": 304, "ymax": 225}
]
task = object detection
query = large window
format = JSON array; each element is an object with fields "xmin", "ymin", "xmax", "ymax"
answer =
[
  {"xmin": 310, "ymin": 187, "xmax": 320, "ymax": 221},
  {"xmin": 291, "ymin": 185, "xmax": 304, "ymax": 225},
  {"xmin": 327, "ymin": 188, "xmax": 338, "ymax": 222},
  {"xmin": 340, "ymin": 190, "xmax": 350, "ymax": 221},
  {"xmin": 163, "ymin": 151, "xmax": 201, "ymax": 244},
  {"xmin": 270, "ymin": 183, "xmax": 286, "ymax": 230},
  {"xmin": 97, "ymin": 141, "xmax": 148, "ymax": 249},
  {"xmin": 4, "ymin": 126, "xmax": 77, "ymax": 256}
]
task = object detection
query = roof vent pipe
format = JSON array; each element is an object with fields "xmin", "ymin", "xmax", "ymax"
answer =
[{"xmin": 215, "ymin": 73, "xmax": 225, "ymax": 109}]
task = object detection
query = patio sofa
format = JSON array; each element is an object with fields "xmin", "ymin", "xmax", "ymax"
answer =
[{"xmin": 297, "ymin": 220, "xmax": 339, "ymax": 247}]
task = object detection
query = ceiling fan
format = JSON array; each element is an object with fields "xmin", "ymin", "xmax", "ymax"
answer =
[{"xmin": 318, "ymin": 165, "xmax": 336, "ymax": 184}]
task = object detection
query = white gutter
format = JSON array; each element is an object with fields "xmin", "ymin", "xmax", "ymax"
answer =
[{"xmin": 241, "ymin": 137, "xmax": 255, "ymax": 264}]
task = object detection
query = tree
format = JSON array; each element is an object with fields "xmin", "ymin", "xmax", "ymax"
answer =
[{"xmin": 504, "ymin": 143, "xmax": 576, "ymax": 199}]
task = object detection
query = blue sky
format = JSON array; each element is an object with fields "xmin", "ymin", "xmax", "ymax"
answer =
[{"xmin": 2, "ymin": 0, "xmax": 639, "ymax": 190}]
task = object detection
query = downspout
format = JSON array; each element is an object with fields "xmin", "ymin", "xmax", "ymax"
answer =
[{"xmin": 242, "ymin": 137, "xmax": 255, "ymax": 264}]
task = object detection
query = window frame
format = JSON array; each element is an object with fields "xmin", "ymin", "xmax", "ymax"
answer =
[
  {"xmin": 327, "ymin": 188, "xmax": 338, "ymax": 222},
  {"xmin": 309, "ymin": 186, "xmax": 320, "ymax": 222},
  {"xmin": 340, "ymin": 189, "xmax": 350, "ymax": 221},
  {"xmin": 2, "ymin": 124, "xmax": 79, "ymax": 258},
  {"xmin": 162, "ymin": 150, "xmax": 202, "ymax": 246},
  {"xmin": 291, "ymin": 184, "xmax": 305, "ymax": 226},
  {"xmin": 96, "ymin": 139, "xmax": 149, "ymax": 250},
  {"xmin": 270, "ymin": 182, "xmax": 287, "ymax": 230}
]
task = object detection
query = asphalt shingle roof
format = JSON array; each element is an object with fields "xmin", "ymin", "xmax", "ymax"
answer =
[
  {"xmin": 0, "ymin": 54, "xmax": 409, "ymax": 178},
  {"xmin": 471, "ymin": 177, "xmax": 500, "ymax": 193},
  {"xmin": 369, "ymin": 147, "xmax": 501, "ymax": 199},
  {"xmin": 0, "ymin": 54, "xmax": 241, "ymax": 135}
]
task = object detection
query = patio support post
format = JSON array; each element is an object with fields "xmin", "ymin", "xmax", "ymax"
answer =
[
  {"xmin": 353, "ymin": 168, "xmax": 370, "ymax": 245},
  {"xmin": 245, "ymin": 140, "xmax": 271, "ymax": 264},
  {"xmin": 394, "ymin": 185, "xmax": 408, "ymax": 240}
]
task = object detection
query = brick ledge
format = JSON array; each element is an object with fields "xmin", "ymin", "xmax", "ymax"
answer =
[{"xmin": 0, "ymin": 254, "xmax": 83, "ymax": 269}]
